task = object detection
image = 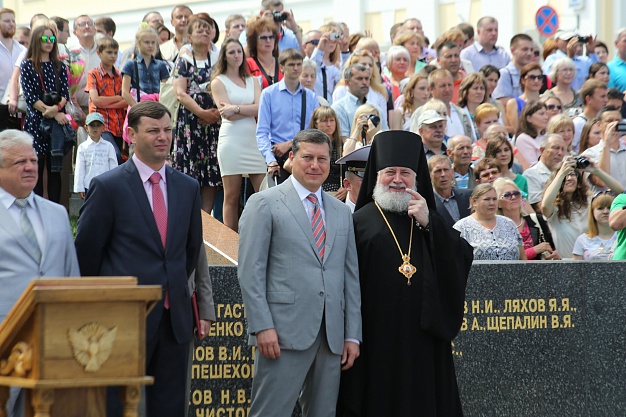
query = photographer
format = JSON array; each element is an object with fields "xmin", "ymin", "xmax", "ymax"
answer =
[
  {"xmin": 260, "ymin": 0, "xmax": 302, "ymax": 53},
  {"xmin": 542, "ymin": 30, "xmax": 598, "ymax": 92},
  {"xmin": 20, "ymin": 24, "xmax": 71, "ymax": 204},
  {"xmin": 541, "ymin": 155, "xmax": 622, "ymax": 259},
  {"xmin": 343, "ymin": 104, "xmax": 381, "ymax": 154}
]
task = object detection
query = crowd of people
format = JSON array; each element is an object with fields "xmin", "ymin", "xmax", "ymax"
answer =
[{"xmin": 3, "ymin": 2, "xmax": 626, "ymax": 416}]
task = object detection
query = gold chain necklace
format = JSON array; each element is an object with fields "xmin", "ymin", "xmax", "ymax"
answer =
[{"xmin": 375, "ymin": 201, "xmax": 416, "ymax": 285}]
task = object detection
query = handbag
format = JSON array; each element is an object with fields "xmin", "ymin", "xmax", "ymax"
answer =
[{"xmin": 2, "ymin": 78, "xmax": 27, "ymax": 113}]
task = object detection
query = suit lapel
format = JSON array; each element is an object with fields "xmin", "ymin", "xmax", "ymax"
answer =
[
  {"xmin": 164, "ymin": 166, "xmax": 179, "ymax": 253},
  {"xmin": 279, "ymin": 180, "xmax": 323, "ymax": 263},
  {"xmin": 125, "ymin": 160, "xmax": 165, "ymax": 254},
  {"xmin": 321, "ymin": 192, "xmax": 337, "ymax": 264},
  {"xmin": 0, "ymin": 202, "xmax": 38, "ymax": 262}
]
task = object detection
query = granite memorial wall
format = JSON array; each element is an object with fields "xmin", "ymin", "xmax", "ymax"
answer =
[{"xmin": 189, "ymin": 261, "xmax": 626, "ymax": 417}]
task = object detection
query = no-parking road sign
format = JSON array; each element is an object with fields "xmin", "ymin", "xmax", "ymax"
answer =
[{"xmin": 536, "ymin": 6, "xmax": 559, "ymax": 37}]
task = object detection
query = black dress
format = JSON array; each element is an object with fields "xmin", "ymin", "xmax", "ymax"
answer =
[{"xmin": 337, "ymin": 205, "xmax": 473, "ymax": 416}]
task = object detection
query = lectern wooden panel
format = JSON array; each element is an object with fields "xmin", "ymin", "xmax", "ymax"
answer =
[{"xmin": 0, "ymin": 277, "xmax": 161, "ymax": 417}]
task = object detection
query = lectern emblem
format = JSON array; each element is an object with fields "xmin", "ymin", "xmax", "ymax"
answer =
[{"xmin": 67, "ymin": 323, "xmax": 118, "ymax": 372}]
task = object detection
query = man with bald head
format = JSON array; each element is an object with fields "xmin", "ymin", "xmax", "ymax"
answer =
[{"xmin": 446, "ymin": 134, "xmax": 475, "ymax": 189}]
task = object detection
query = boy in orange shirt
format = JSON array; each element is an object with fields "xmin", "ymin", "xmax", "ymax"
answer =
[{"xmin": 85, "ymin": 36, "xmax": 127, "ymax": 163}]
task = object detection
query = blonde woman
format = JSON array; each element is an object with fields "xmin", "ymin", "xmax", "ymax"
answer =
[
  {"xmin": 453, "ymin": 183, "xmax": 526, "ymax": 261},
  {"xmin": 547, "ymin": 114, "xmax": 576, "ymax": 154},
  {"xmin": 343, "ymin": 103, "xmax": 381, "ymax": 153},
  {"xmin": 493, "ymin": 177, "xmax": 558, "ymax": 260},
  {"xmin": 393, "ymin": 31, "xmax": 427, "ymax": 76},
  {"xmin": 572, "ymin": 192, "xmax": 617, "ymax": 260}
]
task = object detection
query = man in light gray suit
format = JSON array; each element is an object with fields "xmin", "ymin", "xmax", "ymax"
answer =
[
  {"xmin": 238, "ymin": 129, "xmax": 361, "ymax": 417},
  {"xmin": 0, "ymin": 129, "xmax": 80, "ymax": 416}
]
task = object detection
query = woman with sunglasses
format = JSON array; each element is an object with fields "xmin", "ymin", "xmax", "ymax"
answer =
[
  {"xmin": 453, "ymin": 183, "xmax": 526, "ymax": 261},
  {"xmin": 307, "ymin": 23, "xmax": 343, "ymax": 103},
  {"xmin": 20, "ymin": 24, "xmax": 70, "ymax": 203},
  {"xmin": 541, "ymin": 156, "xmax": 622, "ymax": 258},
  {"xmin": 246, "ymin": 18, "xmax": 282, "ymax": 89},
  {"xmin": 494, "ymin": 178, "xmax": 558, "ymax": 260},
  {"xmin": 542, "ymin": 95, "xmax": 563, "ymax": 119},
  {"xmin": 572, "ymin": 192, "xmax": 617, "ymax": 260},
  {"xmin": 543, "ymin": 57, "xmax": 582, "ymax": 116},
  {"xmin": 505, "ymin": 63, "xmax": 543, "ymax": 135}
]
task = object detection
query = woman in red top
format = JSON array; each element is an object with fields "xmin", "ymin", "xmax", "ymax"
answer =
[{"xmin": 246, "ymin": 18, "xmax": 283, "ymax": 89}]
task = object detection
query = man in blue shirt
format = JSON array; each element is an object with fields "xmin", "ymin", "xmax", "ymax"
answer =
[
  {"xmin": 608, "ymin": 28, "xmax": 626, "ymax": 93},
  {"xmin": 260, "ymin": 0, "xmax": 303, "ymax": 52},
  {"xmin": 256, "ymin": 48, "xmax": 318, "ymax": 183},
  {"xmin": 542, "ymin": 30, "xmax": 598, "ymax": 92},
  {"xmin": 460, "ymin": 17, "xmax": 510, "ymax": 71},
  {"xmin": 493, "ymin": 33, "xmax": 534, "ymax": 107}
]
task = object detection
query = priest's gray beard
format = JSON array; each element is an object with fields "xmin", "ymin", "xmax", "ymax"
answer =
[{"xmin": 373, "ymin": 182, "xmax": 416, "ymax": 213}]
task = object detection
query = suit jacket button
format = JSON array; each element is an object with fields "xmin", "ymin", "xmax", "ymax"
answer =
[{"xmin": 319, "ymin": 291, "xmax": 324, "ymax": 296}]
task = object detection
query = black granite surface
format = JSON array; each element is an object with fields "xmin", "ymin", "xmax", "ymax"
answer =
[{"xmin": 192, "ymin": 262, "xmax": 626, "ymax": 417}]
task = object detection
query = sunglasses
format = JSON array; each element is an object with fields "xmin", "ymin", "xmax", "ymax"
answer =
[
  {"xmin": 41, "ymin": 35, "xmax": 56, "ymax": 43},
  {"xmin": 533, "ymin": 50, "xmax": 540, "ymax": 56},
  {"xmin": 258, "ymin": 35, "xmax": 276, "ymax": 42},
  {"xmin": 525, "ymin": 74, "xmax": 542, "ymax": 81},
  {"xmin": 546, "ymin": 104, "xmax": 562, "ymax": 111},
  {"xmin": 501, "ymin": 191, "xmax": 521, "ymax": 200},
  {"xmin": 306, "ymin": 39, "xmax": 320, "ymax": 46},
  {"xmin": 76, "ymin": 21, "xmax": 95, "ymax": 28},
  {"xmin": 592, "ymin": 190, "xmax": 616, "ymax": 202}
]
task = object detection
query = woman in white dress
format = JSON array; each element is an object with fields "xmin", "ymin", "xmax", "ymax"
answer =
[{"xmin": 211, "ymin": 38, "xmax": 266, "ymax": 231}]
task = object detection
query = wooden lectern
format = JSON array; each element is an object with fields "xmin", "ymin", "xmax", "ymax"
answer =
[{"xmin": 0, "ymin": 277, "xmax": 161, "ymax": 417}]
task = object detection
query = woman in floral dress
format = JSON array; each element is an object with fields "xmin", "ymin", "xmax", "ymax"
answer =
[{"xmin": 172, "ymin": 15, "xmax": 221, "ymax": 213}]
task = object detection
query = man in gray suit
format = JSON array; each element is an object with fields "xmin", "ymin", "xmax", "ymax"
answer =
[
  {"xmin": 238, "ymin": 129, "xmax": 361, "ymax": 417},
  {"xmin": 0, "ymin": 129, "xmax": 79, "ymax": 417}
]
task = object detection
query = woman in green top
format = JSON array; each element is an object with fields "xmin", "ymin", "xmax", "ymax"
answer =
[
  {"xmin": 609, "ymin": 193, "xmax": 626, "ymax": 260},
  {"xmin": 393, "ymin": 31, "xmax": 427, "ymax": 78}
]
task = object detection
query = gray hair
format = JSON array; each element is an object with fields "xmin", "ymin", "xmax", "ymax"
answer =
[
  {"xmin": 385, "ymin": 45, "xmax": 410, "ymax": 70},
  {"xmin": 615, "ymin": 27, "xmax": 626, "ymax": 42},
  {"xmin": 343, "ymin": 63, "xmax": 368, "ymax": 81},
  {"xmin": 0, "ymin": 130, "xmax": 34, "ymax": 167},
  {"xmin": 302, "ymin": 59, "xmax": 317, "ymax": 72},
  {"xmin": 549, "ymin": 57, "xmax": 576, "ymax": 85},
  {"xmin": 302, "ymin": 30, "xmax": 321, "ymax": 44},
  {"xmin": 540, "ymin": 133, "xmax": 564, "ymax": 149}
]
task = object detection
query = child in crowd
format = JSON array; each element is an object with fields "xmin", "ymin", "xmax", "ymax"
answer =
[
  {"xmin": 86, "ymin": 36, "xmax": 126, "ymax": 162},
  {"xmin": 120, "ymin": 26, "xmax": 169, "ymax": 145},
  {"xmin": 74, "ymin": 113, "xmax": 118, "ymax": 199}
]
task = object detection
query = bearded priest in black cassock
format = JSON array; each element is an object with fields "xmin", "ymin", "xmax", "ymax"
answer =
[{"xmin": 336, "ymin": 131, "xmax": 473, "ymax": 416}]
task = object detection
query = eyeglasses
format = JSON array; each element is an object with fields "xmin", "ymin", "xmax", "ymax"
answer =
[
  {"xmin": 41, "ymin": 35, "xmax": 56, "ymax": 43},
  {"xmin": 306, "ymin": 39, "xmax": 320, "ymax": 46},
  {"xmin": 76, "ymin": 21, "xmax": 95, "ymax": 28},
  {"xmin": 525, "ymin": 74, "xmax": 542, "ymax": 81},
  {"xmin": 565, "ymin": 172, "xmax": 580, "ymax": 179},
  {"xmin": 501, "ymin": 190, "xmax": 521, "ymax": 200},
  {"xmin": 258, "ymin": 35, "xmax": 276, "ymax": 42},
  {"xmin": 546, "ymin": 104, "xmax": 562, "ymax": 111}
]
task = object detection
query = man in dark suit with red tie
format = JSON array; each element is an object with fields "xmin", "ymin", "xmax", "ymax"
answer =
[{"xmin": 75, "ymin": 101, "xmax": 205, "ymax": 417}]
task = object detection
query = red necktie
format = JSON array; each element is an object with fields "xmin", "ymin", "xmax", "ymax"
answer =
[
  {"xmin": 306, "ymin": 193, "xmax": 326, "ymax": 259},
  {"xmin": 149, "ymin": 172, "xmax": 167, "ymax": 248},
  {"xmin": 149, "ymin": 172, "xmax": 169, "ymax": 308}
]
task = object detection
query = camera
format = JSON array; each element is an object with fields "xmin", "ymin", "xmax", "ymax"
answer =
[
  {"xmin": 272, "ymin": 11, "xmax": 287, "ymax": 22},
  {"xmin": 616, "ymin": 122, "xmax": 626, "ymax": 132},
  {"xmin": 330, "ymin": 32, "xmax": 341, "ymax": 41},
  {"xmin": 578, "ymin": 36, "xmax": 591, "ymax": 43},
  {"xmin": 367, "ymin": 114, "xmax": 380, "ymax": 127},
  {"xmin": 42, "ymin": 92, "xmax": 62, "ymax": 106},
  {"xmin": 574, "ymin": 156, "xmax": 590, "ymax": 169}
]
